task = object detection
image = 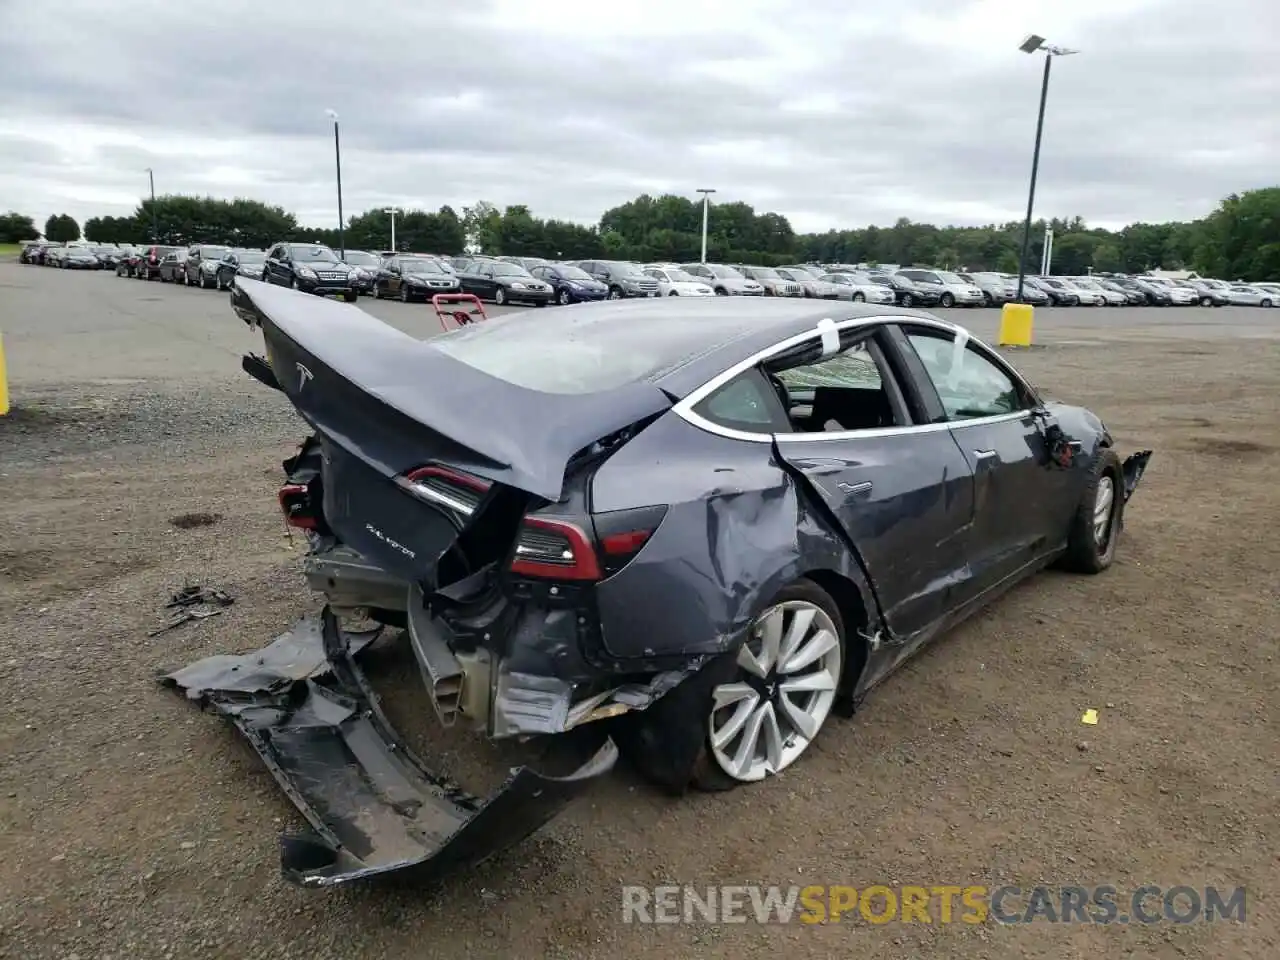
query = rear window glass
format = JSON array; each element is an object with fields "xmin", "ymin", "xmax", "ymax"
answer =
[{"xmin": 427, "ymin": 310, "xmax": 752, "ymax": 395}]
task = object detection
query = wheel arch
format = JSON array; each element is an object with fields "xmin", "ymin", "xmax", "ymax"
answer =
[{"xmin": 800, "ymin": 568, "xmax": 871, "ymax": 697}]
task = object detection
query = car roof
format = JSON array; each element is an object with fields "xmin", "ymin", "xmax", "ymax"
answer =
[{"xmin": 444, "ymin": 297, "xmax": 954, "ymax": 399}]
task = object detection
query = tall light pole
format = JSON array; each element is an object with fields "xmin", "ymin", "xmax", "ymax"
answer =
[
  {"xmin": 325, "ymin": 109, "xmax": 344, "ymax": 258},
  {"xmin": 1014, "ymin": 35, "xmax": 1077, "ymax": 303},
  {"xmin": 697, "ymin": 188, "xmax": 716, "ymax": 263},
  {"xmin": 383, "ymin": 206, "xmax": 402, "ymax": 251},
  {"xmin": 145, "ymin": 167, "xmax": 158, "ymax": 242}
]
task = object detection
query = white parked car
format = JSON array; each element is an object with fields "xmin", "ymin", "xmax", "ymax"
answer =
[
  {"xmin": 642, "ymin": 265, "xmax": 716, "ymax": 297},
  {"xmin": 1141, "ymin": 278, "xmax": 1199, "ymax": 305},
  {"xmin": 776, "ymin": 267, "xmax": 840, "ymax": 299},
  {"xmin": 821, "ymin": 272, "xmax": 897, "ymax": 305},
  {"xmin": 1225, "ymin": 284, "xmax": 1275, "ymax": 307}
]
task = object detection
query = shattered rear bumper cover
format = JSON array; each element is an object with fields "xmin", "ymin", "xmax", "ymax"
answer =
[{"xmin": 159, "ymin": 608, "xmax": 617, "ymax": 888}]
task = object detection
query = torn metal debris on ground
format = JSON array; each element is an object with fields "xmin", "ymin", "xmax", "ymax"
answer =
[{"xmin": 159, "ymin": 608, "xmax": 617, "ymax": 887}]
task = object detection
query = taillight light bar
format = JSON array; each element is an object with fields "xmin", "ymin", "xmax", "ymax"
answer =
[
  {"xmin": 510, "ymin": 505, "xmax": 668, "ymax": 582},
  {"xmin": 397, "ymin": 464, "xmax": 491, "ymax": 516},
  {"xmin": 510, "ymin": 517, "xmax": 601, "ymax": 581}
]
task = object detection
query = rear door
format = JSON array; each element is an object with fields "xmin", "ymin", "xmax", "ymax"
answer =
[
  {"xmin": 761, "ymin": 323, "xmax": 977, "ymax": 643},
  {"xmin": 888, "ymin": 322, "xmax": 1067, "ymax": 600}
]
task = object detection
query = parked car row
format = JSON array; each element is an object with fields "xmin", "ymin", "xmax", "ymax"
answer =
[{"xmin": 24, "ymin": 238, "xmax": 1278, "ymax": 311}]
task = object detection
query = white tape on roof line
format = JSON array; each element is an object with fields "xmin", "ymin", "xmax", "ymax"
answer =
[{"xmin": 817, "ymin": 317, "xmax": 839, "ymax": 356}]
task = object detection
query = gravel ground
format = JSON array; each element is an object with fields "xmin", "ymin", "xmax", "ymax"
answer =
[{"xmin": 1, "ymin": 264, "xmax": 1277, "ymax": 959}]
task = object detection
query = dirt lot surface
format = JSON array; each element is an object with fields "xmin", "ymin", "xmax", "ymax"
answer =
[{"xmin": 1, "ymin": 264, "xmax": 1277, "ymax": 959}]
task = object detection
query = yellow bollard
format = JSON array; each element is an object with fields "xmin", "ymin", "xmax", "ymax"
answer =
[
  {"xmin": 0, "ymin": 333, "xmax": 8, "ymax": 416},
  {"xmin": 998, "ymin": 302, "xmax": 1034, "ymax": 347}
]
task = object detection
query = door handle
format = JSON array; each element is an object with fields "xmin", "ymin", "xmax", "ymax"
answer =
[{"xmin": 974, "ymin": 450, "xmax": 998, "ymax": 460}]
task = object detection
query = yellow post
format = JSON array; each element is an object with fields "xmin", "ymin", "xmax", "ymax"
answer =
[
  {"xmin": 0, "ymin": 333, "xmax": 8, "ymax": 416},
  {"xmin": 998, "ymin": 302, "xmax": 1034, "ymax": 347}
]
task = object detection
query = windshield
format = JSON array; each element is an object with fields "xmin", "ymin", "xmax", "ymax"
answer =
[
  {"xmin": 665, "ymin": 269, "xmax": 699, "ymax": 283},
  {"xmin": 342, "ymin": 251, "xmax": 379, "ymax": 266},
  {"xmin": 290, "ymin": 245, "xmax": 338, "ymax": 262},
  {"xmin": 92, "ymin": 247, "xmax": 116, "ymax": 255},
  {"xmin": 402, "ymin": 258, "xmax": 444, "ymax": 274},
  {"xmin": 557, "ymin": 266, "xmax": 594, "ymax": 281},
  {"xmin": 199, "ymin": 246, "xmax": 230, "ymax": 259},
  {"xmin": 748, "ymin": 267, "xmax": 779, "ymax": 280},
  {"xmin": 848, "ymin": 272, "xmax": 877, "ymax": 284},
  {"xmin": 709, "ymin": 265, "xmax": 744, "ymax": 279},
  {"xmin": 237, "ymin": 251, "xmax": 265, "ymax": 264},
  {"xmin": 491, "ymin": 263, "xmax": 533, "ymax": 278},
  {"xmin": 609, "ymin": 262, "xmax": 646, "ymax": 278},
  {"xmin": 1074, "ymin": 279, "xmax": 1101, "ymax": 290},
  {"xmin": 936, "ymin": 271, "xmax": 967, "ymax": 285}
]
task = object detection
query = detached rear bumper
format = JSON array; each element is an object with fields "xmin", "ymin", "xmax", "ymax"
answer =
[{"xmin": 160, "ymin": 608, "xmax": 616, "ymax": 887}]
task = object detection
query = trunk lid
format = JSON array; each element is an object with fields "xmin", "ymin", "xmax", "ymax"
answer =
[{"xmin": 232, "ymin": 279, "xmax": 672, "ymax": 581}]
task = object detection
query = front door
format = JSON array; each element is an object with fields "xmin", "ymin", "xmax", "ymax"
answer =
[{"xmin": 892, "ymin": 323, "xmax": 1059, "ymax": 600}]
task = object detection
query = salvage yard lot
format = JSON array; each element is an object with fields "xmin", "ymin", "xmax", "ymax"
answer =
[{"xmin": 1, "ymin": 263, "xmax": 1277, "ymax": 959}]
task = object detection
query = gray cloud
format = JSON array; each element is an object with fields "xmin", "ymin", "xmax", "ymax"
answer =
[{"xmin": 0, "ymin": 0, "xmax": 1275, "ymax": 233}]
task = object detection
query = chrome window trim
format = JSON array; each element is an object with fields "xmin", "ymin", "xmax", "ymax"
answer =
[{"xmin": 672, "ymin": 313, "xmax": 1036, "ymax": 444}]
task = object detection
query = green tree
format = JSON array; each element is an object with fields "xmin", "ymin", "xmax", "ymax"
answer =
[
  {"xmin": 44, "ymin": 214, "xmax": 80, "ymax": 243},
  {"xmin": 0, "ymin": 211, "xmax": 37, "ymax": 243},
  {"xmin": 1091, "ymin": 242, "xmax": 1123, "ymax": 273}
]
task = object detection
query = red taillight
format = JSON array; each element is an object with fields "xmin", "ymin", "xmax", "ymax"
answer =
[
  {"xmin": 510, "ymin": 517, "xmax": 601, "ymax": 581},
  {"xmin": 397, "ymin": 464, "xmax": 491, "ymax": 518},
  {"xmin": 278, "ymin": 483, "xmax": 316, "ymax": 529},
  {"xmin": 601, "ymin": 529, "xmax": 652, "ymax": 555}
]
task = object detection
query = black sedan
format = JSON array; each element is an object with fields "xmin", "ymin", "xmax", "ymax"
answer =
[
  {"xmin": 869, "ymin": 271, "xmax": 940, "ymax": 307},
  {"xmin": 529, "ymin": 263, "xmax": 609, "ymax": 304},
  {"xmin": 214, "ymin": 249, "xmax": 266, "ymax": 289},
  {"xmin": 340, "ymin": 249, "xmax": 383, "ymax": 294},
  {"xmin": 173, "ymin": 287, "xmax": 1152, "ymax": 887},
  {"xmin": 373, "ymin": 255, "xmax": 461, "ymax": 302},
  {"xmin": 455, "ymin": 259, "xmax": 553, "ymax": 306}
]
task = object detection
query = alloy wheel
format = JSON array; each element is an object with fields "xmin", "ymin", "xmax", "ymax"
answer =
[
  {"xmin": 708, "ymin": 600, "xmax": 842, "ymax": 783},
  {"xmin": 495, "ymin": 288, "xmax": 507, "ymax": 305},
  {"xmin": 1093, "ymin": 475, "xmax": 1115, "ymax": 548},
  {"xmin": 558, "ymin": 289, "xmax": 570, "ymax": 305}
]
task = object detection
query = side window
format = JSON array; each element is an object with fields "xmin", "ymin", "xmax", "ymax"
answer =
[
  {"xmin": 766, "ymin": 332, "xmax": 906, "ymax": 433},
  {"xmin": 904, "ymin": 330, "xmax": 1025, "ymax": 421},
  {"xmin": 691, "ymin": 368, "xmax": 792, "ymax": 434}
]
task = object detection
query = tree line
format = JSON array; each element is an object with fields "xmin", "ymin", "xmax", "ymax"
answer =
[{"xmin": 4, "ymin": 186, "xmax": 1277, "ymax": 279}]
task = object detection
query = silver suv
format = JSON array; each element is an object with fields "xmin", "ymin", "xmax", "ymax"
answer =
[
  {"xmin": 575, "ymin": 260, "xmax": 660, "ymax": 298},
  {"xmin": 733, "ymin": 265, "xmax": 803, "ymax": 297},
  {"xmin": 896, "ymin": 268, "xmax": 985, "ymax": 307},
  {"xmin": 680, "ymin": 263, "xmax": 765, "ymax": 296}
]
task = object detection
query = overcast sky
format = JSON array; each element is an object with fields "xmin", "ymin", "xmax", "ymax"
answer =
[{"xmin": 0, "ymin": 0, "xmax": 1275, "ymax": 235}]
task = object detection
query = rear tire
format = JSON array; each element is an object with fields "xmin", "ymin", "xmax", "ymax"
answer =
[
  {"xmin": 1058, "ymin": 448, "xmax": 1123, "ymax": 574},
  {"xmin": 852, "ymin": 292, "xmax": 865, "ymax": 303},
  {"xmin": 617, "ymin": 579, "xmax": 846, "ymax": 794}
]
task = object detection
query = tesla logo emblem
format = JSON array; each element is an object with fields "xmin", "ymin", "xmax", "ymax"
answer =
[{"xmin": 296, "ymin": 363, "xmax": 313, "ymax": 391}]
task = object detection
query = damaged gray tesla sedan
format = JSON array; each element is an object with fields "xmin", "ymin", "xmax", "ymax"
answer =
[{"xmin": 164, "ymin": 279, "xmax": 1151, "ymax": 886}]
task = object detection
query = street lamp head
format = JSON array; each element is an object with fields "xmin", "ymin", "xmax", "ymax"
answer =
[
  {"xmin": 696, "ymin": 187, "xmax": 716, "ymax": 195},
  {"xmin": 325, "ymin": 109, "xmax": 339, "ymax": 121},
  {"xmin": 1020, "ymin": 34, "xmax": 1078, "ymax": 56}
]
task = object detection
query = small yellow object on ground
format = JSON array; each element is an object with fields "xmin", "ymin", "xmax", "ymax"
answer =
[
  {"xmin": 0, "ymin": 333, "xmax": 8, "ymax": 416},
  {"xmin": 1081, "ymin": 708, "xmax": 1099, "ymax": 725},
  {"xmin": 998, "ymin": 302, "xmax": 1034, "ymax": 347}
]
